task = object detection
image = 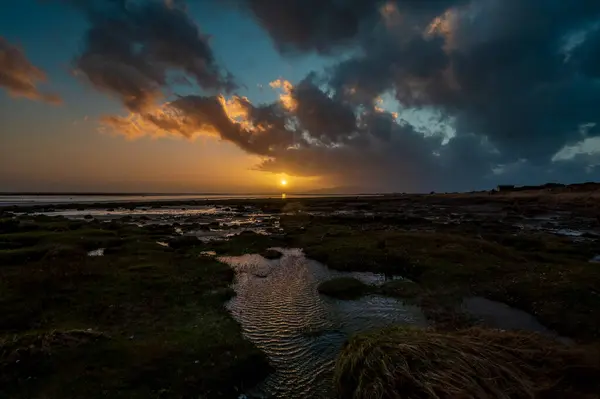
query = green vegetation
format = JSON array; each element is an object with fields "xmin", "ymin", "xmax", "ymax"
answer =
[
  {"xmin": 281, "ymin": 214, "xmax": 600, "ymax": 340},
  {"xmin": 335, "ymin": 326, "xmax": 600, "ymax": 399},
  {"xmin": 0, "ymin": 215, "xmax": 270, "ymax": 398},
  {"xmin": 4, "ymin": 190, "xmax": 600, "ymax": 397},
  {"xmin": 317, "ymin": 277, "xmax": 369, "ymax": 300},
  {"xmin": 208, "ymin": 230, "xmax": 285, "ymax": 256}
]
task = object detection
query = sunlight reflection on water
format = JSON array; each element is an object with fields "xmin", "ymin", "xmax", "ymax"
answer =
[{"xmin": 219, "ymin": 249, "xmax": 427, "ymax": 399}]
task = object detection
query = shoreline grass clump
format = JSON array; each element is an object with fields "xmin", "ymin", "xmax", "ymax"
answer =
[
  {"xmin": 318, "ymin": 277, "xmax": 369, "ymax": 300},
  {"xmin": 260, "ymin": 248, "xmax": 283, "ymax": 259},
  {"xmin": 335, "ymin": 326, "xmax": 600, "ymax": 399}
]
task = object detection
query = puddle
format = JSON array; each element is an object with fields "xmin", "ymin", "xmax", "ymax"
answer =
[
  {"xmin": 515, "ymin": 217, "xmax": 599, "ymax": 240},
  {"xmin": 461, "ymin": 297, "xmax": 571, "ymax": 343},
  {"xmin": 199, "ymin": 251, "xmax": 217, "ymax": 257},
  {"xmin": 590, "ymin": 255, "xmax": 600, "ymax": 263},
  {"xmin": 87, "ymin": 248, "xmax": 104, "ymax": 257},
  {"xmin": 156, "ymin": 241, "xmax": 169, "ymax": 247},
  {"xmin": 219, "ymin": 249, "xmax": 426, "ymax": 399},
  {"xmin": 337, "ymin": 271, "xmax": 406, "ymax": 286},
  {"xmin": 32, "ymin": 206, "xmax": 281, "ymax": 240},
  {"xmin": 553, "ymin": 228, "xmax": 584, "ymax": 237}
]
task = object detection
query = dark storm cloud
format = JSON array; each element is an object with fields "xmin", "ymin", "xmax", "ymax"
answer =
[
  {"xmin": 71, "ymin": 0, "xmax": 235, "ymax": 112},
  {"xmin": 291, "ymin": 75, "xmax": 358, "ymax": 144},
  {"xmin": 101, "ymin": 0, "xmax": 600, "ymax": 191},
  {"xmin": 0, "ymin": 37, "xmax": 61, "ymax": 104},
  {"xmin": 233, "ymin": 0, "xmax": 466, "ymax": 54},
  {"xmin": 232, "ymin": 0, "xmax": 374, "ymax": 54},
  {"xmin": 572, "ymin": 26, "xmax": 600, "ymax": 79},
  {"xmin": 309, "ymin": 0, "xmax": 600, "ymax": 175}
]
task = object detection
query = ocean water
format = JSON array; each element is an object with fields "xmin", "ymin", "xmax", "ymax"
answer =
[{"xmin": 0, "ymin": 193, "xmax": 362, "ymax": 207}]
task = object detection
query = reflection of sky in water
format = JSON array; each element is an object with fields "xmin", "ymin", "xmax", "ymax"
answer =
[
  {"xmin": 462, "ymin": 297, "xmax": 571, "ymax": 344},
  {"xmin": 34, "ymin": 206, "xmax": 226, "ymax": 217},
  {"xmin": 87, "ymin": 248, "xmax": 104, "ymax": 257},
  {"xmin": 220, "ymin": 249, "xmax": 426, "ymax": 399},
  {"xmin": 0, "ymin": 194, "xmax": 363, "ymax": 207},
  {"xmin": 29, "ymin": 206, "xmax": 284, "ymax": 242}
]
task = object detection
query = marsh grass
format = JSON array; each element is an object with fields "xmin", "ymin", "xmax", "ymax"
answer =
[
  {"xmin": 281, "ymin": 214, "xmax": 600, "ymax": 340},
  {"xmin": 260, "ymin": 248, "xmax": 283, "ymax": 259},
  {"xmin": 0, "ymin": 215, "xmax": 270, "ymax": 398},
  {"xmin": 207, "ymin": 230, "xmax": 285, "ymax": 255},
  {"xmin": 335, "ymin": 327, "xmax": 600, "ymax": 399}
]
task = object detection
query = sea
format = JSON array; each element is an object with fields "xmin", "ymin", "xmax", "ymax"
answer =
[{"xmin": 0, "ymin": 193, "xmax": 363, "ymax": 207}]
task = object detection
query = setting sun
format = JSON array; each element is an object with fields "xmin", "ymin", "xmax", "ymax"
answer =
[{"xmin": 280, "ymin": 179, "xmax": 288, "ymax": 186}]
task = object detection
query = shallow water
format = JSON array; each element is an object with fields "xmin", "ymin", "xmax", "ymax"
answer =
[
  {"xmin": 87, "ymin": 248, "xmax": 104, "ymax": 257},
  {"xmin": 1, "ymin": 193, "xmax": 368, "ymax": 207},
  {"xmin": 461, "ymin": 297, "xmax": 571, "ymax": 343},
  {"xmin": 30, "ymin": 205, "xmax": 283, "ymax": 241},
  {"xmin": 219, "ymin": 249, "xmax": 427, "ymax": 399}
]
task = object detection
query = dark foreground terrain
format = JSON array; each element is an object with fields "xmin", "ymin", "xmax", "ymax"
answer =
[{"xmin": 2, "ymin": 185, "xmax": 600, "ymax": 397}]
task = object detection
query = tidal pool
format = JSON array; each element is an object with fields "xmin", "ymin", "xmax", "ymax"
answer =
[{"xmin": 219, "ymin": 249, "xmax": 427, "ymax": 399}]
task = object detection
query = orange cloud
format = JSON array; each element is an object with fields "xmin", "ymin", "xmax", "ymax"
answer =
[
  {"xmin": 100, "ymin": 101, "xmax": 219, "ymax": 140},
  {"xmin": 380, "ymin": 2, "xmax": 401, "ymax": 28},
  {"xmin": 0, "ymin": 37, "xmax": 61, "ymax": 104},
  {"xmin": 425, "ymin": 10, "xmax": 458, "ymax": 50},
  {"xmin": 219, "ymin": 95, "xmax": 276, "ymax": 133},
  {"xmin": 270, "ymin": 78, "xmax": 297, "ymax": 111},
  {"xmin": 374, "ymin": 96, "xmax": 399, "ymax": 118}
]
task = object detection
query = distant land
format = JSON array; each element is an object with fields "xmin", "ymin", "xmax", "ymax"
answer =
[
  {"xmin": 2, "ymin": 181, "xmax": 600, "ymax": 197},
  {"xmin": 0, "ymin": 189, "xmax": 371, "ymax": 196},
  {"xmin": 305, "ymin": 186, "xmax": 367, "ymax": 195}
]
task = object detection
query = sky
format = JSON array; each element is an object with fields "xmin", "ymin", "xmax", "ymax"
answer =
[{"xmin": 2, "ymin": 0, "xmax": 600, "ymax": 193}]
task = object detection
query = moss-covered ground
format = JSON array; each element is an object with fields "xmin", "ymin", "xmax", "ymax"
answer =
[
  {"xmin": 281, "ymin": 213, "xmax": 600, "ymax": 341},
  {"xmin": 0, "ymin": 214, "xmax": 270, "ymax": 398}
]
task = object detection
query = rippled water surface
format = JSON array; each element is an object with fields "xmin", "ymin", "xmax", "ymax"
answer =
[{"xmin": 219, "ymin": 249, "xmax": 427, "ymax": 399}]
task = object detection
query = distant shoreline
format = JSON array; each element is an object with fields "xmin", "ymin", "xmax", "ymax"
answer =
[
  {"xmin": 0, "ymin": 193, "xmax": 378, "ymax": 209},
  {"xmin": 0, "ymin": 192, "xmax": 364, "ymax": 196}
]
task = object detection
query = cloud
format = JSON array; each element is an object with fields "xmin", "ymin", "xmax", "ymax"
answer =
[
  {"xmin": 233, "ymin": 0, "xmax": 468, "ymax": 54},
  {"xmin": 70, "ymin": 0, "xmax": 235, "ymax": 112},
  {"xmin": 232, "ymin": 0, "xmax": 374, "ymax": 54},
  {"xmin": 101, "ymin": 93, "xmax": 297, "ymax": 155},
  {"xmin": 97, "ymin": 0, "xmax": 600, "ymax": 191},
  {"xmin": 259, "ymin": 0, "xmax": 600, "ymax": 188},
  {"xmin": 0, "ymin": 37, "xmax": 61, "ymax": 104}
]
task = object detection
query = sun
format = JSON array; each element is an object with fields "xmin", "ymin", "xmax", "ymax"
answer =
[{"xmin": 280, "ymin": 179, "xmax": 288, "ymax": 186}]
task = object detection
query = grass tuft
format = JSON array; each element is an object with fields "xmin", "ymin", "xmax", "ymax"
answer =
[
  {"xmin": 318, "ymin": 277, "xmax": 369, "ymax": 300},
  {"xmin": 260, "ymin": 248, "xmax": 283, "ymax": 259},
  {"xmin": 335, "ymin": 326, "xmax": 600, "ymax": 399}
]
